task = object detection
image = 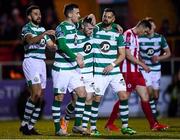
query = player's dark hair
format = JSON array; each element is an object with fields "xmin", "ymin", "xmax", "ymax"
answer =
[
  {"xmin": 26, "ymin": 5, "xmax": 40, "ymax": 16},
  {"xmin": 64, "ymin": 3, "xmax": 79, "ymax": 17},
  {"xmin": 103, "ymin": 8, "xmax": 116, "ymax": 16},
  {"xmin": 82, "ymin": 16, "xmax": 92, "ymax": 25},
  {"xmin": 137, "ymin": 19, "xmax": 152, "ymax": 30}
]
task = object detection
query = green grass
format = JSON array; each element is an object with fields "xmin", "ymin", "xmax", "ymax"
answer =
[{"xmin": 0, "ymin": 118, "xmax": 180, "ymax": 139}]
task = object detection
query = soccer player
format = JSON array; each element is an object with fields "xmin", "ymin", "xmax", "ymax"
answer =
[
  {"xmin": 90, "ymin": 8, "xmax": 136, "ymax": 136},
  {"xmin": 52, "ymin": 3, "xmax": 95, "ymax": 136},
  {"xmin": 105, "ymin": 19, "xmax": 168, "ymax": 131},
  {"xmin": 61, "ymin": 17, "xmax": 95, "ymax": 135},
  {"xmin": 60, "ymin": 16, "xmax": 124, "ymax": 135},
  {"xmin": 19, "ymin": 5, "xmax": 56, "ymax": 135},
  {"xmin": 139, "ymin": 17, "xmax": 171, "ymax": 121}
]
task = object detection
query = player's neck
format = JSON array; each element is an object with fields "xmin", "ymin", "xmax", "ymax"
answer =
[
  {"xmin": 148, "ymin": 32, "xmax": 154, "ymax": 37},
  {"xmin": 65, "ymin": 18, "xmax": 75, "ymax": 25},
  {"xmin": 30, "ymin": 21, "xmax": 39, "ymax": 27},
  {"xmin": 132, "ymin": 27, "xmax": 137, "ymax": 34},
  {"xmin": 102, "ymin": 23, "xmax": 112, "ymax": 31}
]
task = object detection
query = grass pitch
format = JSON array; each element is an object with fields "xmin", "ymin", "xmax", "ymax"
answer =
[{"xmin": 0, "ymin": 118, "xmax": 180, "ymax": 139}]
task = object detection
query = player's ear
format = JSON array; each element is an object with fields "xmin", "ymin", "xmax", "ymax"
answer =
[
  {"xmin": 112, "ymin": 16, "xmax": 115, "ymax": 22},
  {"xmin": 68, "ymin": 12, "xmax": 73, "ymax": 18},
  {"xmin": 27, "ymin": 15, "xmax": 31, "ymax": 20},
  {"xmin": 81, "ymin": 24, "xmax": 84, "ymax": 29}
]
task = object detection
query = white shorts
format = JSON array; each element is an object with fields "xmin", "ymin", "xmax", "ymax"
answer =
[
  {"xmin": 52, "ymin": 69, "xmax": 84, "ymax": 94},
  {"xmin": 22, "ymin": 57, "xmax": 46, "ymax": 89},
  {"xmin": 141, "ymin": 70, "xmax": 161, "ymax": 90},
  {"xmin": 68, "ymin": 73, "xmax": 94, "ymax": 93},
  {"xmin": 82, "ymin": 73, "xmax": 94, "ymax": 93},
  {"xmin": 94, "ymin": 74, "xmax": 126, "ymax": 96}
]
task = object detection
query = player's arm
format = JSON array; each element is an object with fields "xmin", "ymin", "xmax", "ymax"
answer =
[
  {"xmin": 152, "ymin": 47, "xmax": 171, "ymax": 63},
  {"xmin": 151, "ymin": 36, "xmax": 171, "ymax": 63},
  {"xmin": 77, "ymin": 14, "xmax": 96, "ymax": 29},
  {"xmin": 126, "ymin": 49, "xmax": 150, "ymax": 72},
  {"xmin": 103, "ymin": 47, "xmax": 125, "ymax": 75},
  {"xmin": 112, "ymin": 23, "xmax": 123, "ymax": 34},
  {"xmin": 24, "ymin": 30, "xmax": 55, "ymax": 44},
  {"xmin": 56, "ymin": 26, "xmax": 84, "ymax": 68},
  {"xmin": 46, "ymin": 39, "xmax": 57, "ymax": 52}
]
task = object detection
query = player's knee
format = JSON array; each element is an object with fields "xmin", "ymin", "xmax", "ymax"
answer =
[
  {"xmin": 118, "ymin": 91, "xmax": 128, "ymax": 100},
  {"xmin": 75, "ymin": 86, "xmax": 86, "ymax": 98},
  {"xmin": 93, "ymin": 95, "xmax": 101, "ymax": 102},
  {"xmin": 54, "ymin": 94, "xmax": 64, "ymax": 101},
  {"xmin": 141, "ymin": 94, "xmax": 149, "ymax": 102}
]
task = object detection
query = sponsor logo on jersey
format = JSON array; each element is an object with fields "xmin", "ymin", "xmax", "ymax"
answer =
[
  {"xmin": 100, "ymin": 41, "xmax": 110, "ymax": 52},
  {"xmin": 39, "ymin": 38, "xmax": 46, "ymax": 47},
  {"xmin": 146, "ymin": 48, "xmax": 155, "ymax": 56},
  {"xmin": 83, "ymin": 42, "xmax": 92, "ymax": 53}
]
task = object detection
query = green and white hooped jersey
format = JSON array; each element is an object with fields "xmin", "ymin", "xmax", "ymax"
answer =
[
  {"xmin": 139, "ymin": 33, "xmax": 169, "ymax": 71},
  {"xmin": 76, "ymin": 31, "xmax": 94, "ymax": 75},
  {"xmin": 21, "ymin": 22, "xmax": 50, "ymax": 59},
  {"xmin": 53, "ymin": 21, "xmax": 78, "ymax": 71},
  {"xmin": 93, "ymin": 23, "xmax": 125, "ymax": 75}
]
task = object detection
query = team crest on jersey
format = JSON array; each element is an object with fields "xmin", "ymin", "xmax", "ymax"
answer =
[
  {"xmin": 95, "ymin": 87, "xmax": 100, "ymax": 93},
  {"xmin": 74, "ymin": 34, "xmax": 78, "ymax": 45},
  {"xmin": 154, "ymin": 42, "xmax": 159, "ymax": 46},
  {"xmin": 83, "ymin": 42, "xmax": 92, "ymax": 53},
  {"xmin": 34, "ymin": 77, "xmax": 39, "ymax": 82},
  {"xmin": 110, "ymin": 35, "xmax": 116, "ymax": 40},
  {"xmin": 127, "ymin": 84, "xmax": 132, "ymax": 88},
  {"xmin": 146, "ymin": 48, "xmax": 155, "ymax": 56},
  {"xmin": 100, "ymin": 41, "xmax": 111, "ymax": 52}
]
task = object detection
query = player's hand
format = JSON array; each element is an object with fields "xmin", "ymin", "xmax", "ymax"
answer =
[
  {"xmin": 142, "ymin": 63, "xmax": 151, "ymax": 73},
  {"xmin": 151, "ymin": 55, "xmax": 159, "ymax": 63},
  {"xmin": 116, "ymin": 24, "xmax": 123, "ymax": 34},
  {"xmin": 87, "ymin": 14, "xmax": 96, "ymax": 25},
  {"xmin": 103, "ymin": 64, "xmax": 114, "ymax": 75},
  {"xmin": 76, "ymin": 53, "xmax": 84, "ymax": 68},
  {"xmin": 44, "ymin": 30, "xmax": 55, "ymax": 36}
]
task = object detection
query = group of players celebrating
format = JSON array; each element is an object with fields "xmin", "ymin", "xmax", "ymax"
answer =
[{"xmin": 19, "ymin": 3, "xmax": 171, "ymax": 136}]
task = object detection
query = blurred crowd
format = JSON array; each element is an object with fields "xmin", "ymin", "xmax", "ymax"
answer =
[
  {"xmin": 1, "ymin": 0, "xmax": 180, "ymax": 41},
  {"xmin": 0, "ymin": 0, "xmax": 58, "ymax": 40}
]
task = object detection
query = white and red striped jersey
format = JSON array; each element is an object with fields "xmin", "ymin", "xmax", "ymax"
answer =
[{"xmin": 120, "ymin": 29, "xmax": 140, "ymax": 73}]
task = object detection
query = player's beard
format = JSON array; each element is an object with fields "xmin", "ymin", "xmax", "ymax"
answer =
[
  {"xmin": 102, "ymin": 20, "xmax": 112, "ymax": 27},
  {"xmin": 32, "ymin": 18, "xmax": 41, "ymax": 26}
]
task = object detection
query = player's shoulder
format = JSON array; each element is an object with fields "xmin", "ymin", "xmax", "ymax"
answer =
[
  {"xmin": 154, "ymin": 32, "xmax": 161, "ymax": 37},
  {"xmin": 22, "ymin": 22, "xmax": 31, "ymax": 30},
  {"xmin": 139, "ymin": 34, "xmax": 147, "ymax": 38},
  {"xmin": 124, "ymin": 29, "xmax": 132, "ymax": 35},
  {"xmin": 96, "ymin": 22, "xmax": 103, "ymax": 28}
]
